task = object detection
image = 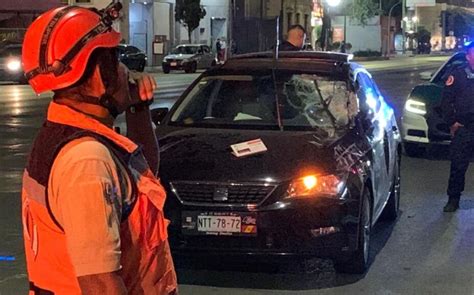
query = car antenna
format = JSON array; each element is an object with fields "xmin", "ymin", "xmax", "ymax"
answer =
[{"xmin": 272, "ymin": 16, "xmax": 283, "ymax": 131}]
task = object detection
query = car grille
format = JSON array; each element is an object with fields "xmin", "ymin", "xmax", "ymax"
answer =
[
  {"xmin": 167, "ymin": 59, "xmax": 181, "ymax": 64},
  {"xmin": 170, "ymin": 181, "xmax": 277, "ymax": 206}
]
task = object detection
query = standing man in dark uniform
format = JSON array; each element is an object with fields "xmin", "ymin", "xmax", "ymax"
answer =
[
  {"xmin": 440, "ymin": 41, "xmax": 474, "ymax": 212},
  {"xmin": 279, "ymin": 24, "xmax": 306, "ymax": 51}
]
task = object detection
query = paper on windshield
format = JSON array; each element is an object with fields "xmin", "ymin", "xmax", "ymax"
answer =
[{"xmin": 231, "ymin": 139, "xmax": 268, "ymax": 157}]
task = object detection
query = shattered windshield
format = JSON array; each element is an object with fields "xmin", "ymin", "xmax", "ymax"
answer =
[
  {"xmin": 171, "ymin": 46, "xmax": 199, "ymax": 55},
  {"xmin": 170, "ymin": 72, "xmax": 358, "ymax": 137}
]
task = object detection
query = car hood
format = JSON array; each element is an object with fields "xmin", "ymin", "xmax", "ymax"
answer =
[
  {"xmin": 164, "ymin": 54, "xmax": 195, "ymax": 60},
  {"xmin": 409, "ymin": 83, "xmax": 443, "ymax": 105},
  {"xmin": 157, "ymin": 127, "xmax": 349, "ymax": 184}
]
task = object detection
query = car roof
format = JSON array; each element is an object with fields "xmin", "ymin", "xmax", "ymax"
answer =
[
  {"xmin": 177, "ymin": 44, "xmax": 202, "ymax": 47},
  {"xmin": 209, "ymin": 51, "xmax": 363, "ymax": 80}
]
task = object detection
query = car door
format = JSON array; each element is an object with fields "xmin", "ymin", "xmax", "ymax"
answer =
[{"xmin": 356, "ymin": 72, "xmax": 391, "ymax": 218}]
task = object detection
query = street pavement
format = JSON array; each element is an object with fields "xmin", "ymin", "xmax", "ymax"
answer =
[{"xmin": 1, "ymin": 54, "xmax": 473, "ymax": 294}]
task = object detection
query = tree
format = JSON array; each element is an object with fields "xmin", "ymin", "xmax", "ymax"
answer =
[
  {"xmin": 347, "ymin": 0, "xmax": 380, "ymax": 26},
  {"xmin": 175, "ymin": 0, "xmax": 206, "ymax": 43},
  {"xmin": 444, "ymin": 8, "xmax": 474, "ymax": 39}
]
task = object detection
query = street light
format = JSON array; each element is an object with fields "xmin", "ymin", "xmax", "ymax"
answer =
[{"xmin": 326, "ymin": 0, "xmax": 341, "ymax": 7}]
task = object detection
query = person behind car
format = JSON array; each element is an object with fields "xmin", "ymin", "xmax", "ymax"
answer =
[
  {"xmin": 440, "ymin": 41, "xmax": 474, "ymax": 212},
  {"xmin": 21, "ymin": 4, "xmax": 177, "ymax": 294},
  {"xmin": 279, "ymin": 24, "xmax": 306, "ymax": 51}
]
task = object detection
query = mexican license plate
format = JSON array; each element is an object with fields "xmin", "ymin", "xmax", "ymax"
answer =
[
  {"xmin": 182, "ymin": 212, "xmax": 257, "ymax": 236},
  {"xmin": 170, "ymin": 62, "xmax": 177, "ymax": 66}
]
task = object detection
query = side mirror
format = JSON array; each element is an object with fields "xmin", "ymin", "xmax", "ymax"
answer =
[
  {"xmin": 151, "ymin": 108, "xmax": 169, "ymax": 125},
  {"xmin": 419, "ymin": 71, "xmax": 433, "ymax": 81}
]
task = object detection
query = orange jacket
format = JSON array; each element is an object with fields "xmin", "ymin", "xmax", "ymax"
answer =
[{"xmin": 22, "ymin": 102, "xmax": 177, "ymax": 294}]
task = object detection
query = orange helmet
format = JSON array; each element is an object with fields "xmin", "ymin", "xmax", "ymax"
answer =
[{"xmin": 22, "ymin": 3, "xmax": 122, "ymax": 94}]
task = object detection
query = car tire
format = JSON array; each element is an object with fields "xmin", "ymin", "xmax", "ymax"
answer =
[
  {"xmin": 185, "ymin": 62, "xmax": 197, "ymax": 73},
  {"xmin": 404, "ymin": 142, "xmax": 424, "ymax": 157},
  {"xmin": 381, "ymin": 152, "xmax": 400, "ymax": 221},
  {"xmin": 163, "ymin": 66, "xmax": 170, "ymax": 74},
  {"xmin": 333, "ymin": 188, "xmax": 372, "ymax": 274}
]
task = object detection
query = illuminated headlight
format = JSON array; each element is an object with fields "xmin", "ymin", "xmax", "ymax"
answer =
[
  {"xmin": 7, "ymin": 59, "xmax": 21, "ymax": 72},
  {"xmin": 286, "ymin": 174, "xmax": 345, "ymax": 198},
  {"xmin": 405, "ymin": 99, "xmax": 426, "ymax": 115}
]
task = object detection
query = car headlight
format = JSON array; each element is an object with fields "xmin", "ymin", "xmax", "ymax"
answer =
[
  {"xmin": 6, "ymin": 59, "xmax": 21, "ymax": 72},
  {"xmin": 405, "ymin": 99, "xmax": 426, "ymax": 115},
  {"xmin": 286, "ymin": 174, "xmax": 345, "ymax": 198}
]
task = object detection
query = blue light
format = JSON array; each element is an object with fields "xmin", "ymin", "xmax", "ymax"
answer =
[{"xmin": 0, "ymin": 256, "xmax": 16, "ymax": 261}]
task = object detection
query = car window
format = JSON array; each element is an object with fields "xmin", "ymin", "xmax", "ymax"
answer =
[
  {"xmin": 432, "ymin": 53, "xmax": 466, "ymax": 85},
  {"xmin": 126, "ymin": 46, "xmax": 140, "ymax": 54},
  {"xmin": 356, "ymin": 72, "xmax": 380, "ymax": 117},
  {"xmin": 170, "ymin": 72, "xmax": 357, "ymax": 137},
  {"xmin": 171, "ymin": 46, "xmax": 199, "ymax": 55}
]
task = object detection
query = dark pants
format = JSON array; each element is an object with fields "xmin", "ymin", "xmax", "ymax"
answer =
[{"xmin": 447, "ymin": 127, "xmax": 474, "ymax": 199}]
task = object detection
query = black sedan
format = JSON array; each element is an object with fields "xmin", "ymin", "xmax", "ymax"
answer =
[
  {"xmin": 0, "ymin": 44, "xmax": 27, "ymax": 84},
  {"xmin": 117, "ymin": 44, "xmax": 147, "ymax": 72},
  {"xmin": 155, "ymin": 52, "xmax": 401, "ymax": 274}
]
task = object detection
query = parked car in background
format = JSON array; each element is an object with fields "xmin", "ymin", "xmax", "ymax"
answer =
[
  {"xmin": 0, "ymin": 44, "xmax": 26, "ymax": 84},
  {"xmin": 162, "ymin": 44, "xmax": 216, "ymax": 74},
  {"xmin": 401, "ymin": 52, "xmax": 465, "ymax": 156},
  {"xmin": 117, "ymin": 44, "xmax": 147, "ymax": 72},
  {"xmin": 153, "ymin": 52, "xmax": 401, "ymax": 274}
]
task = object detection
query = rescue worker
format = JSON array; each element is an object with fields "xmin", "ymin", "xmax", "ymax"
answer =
[
  {"xmin": 279, "ymin": 24, "xmax": 306, "ymax": 51},
  {"xmin": 440, "ymin": 41, "xmax": 474, "ymax": 212},
  {"xmin": 21, "ymin": 3, "xmax": 177, "ymax": 294}
]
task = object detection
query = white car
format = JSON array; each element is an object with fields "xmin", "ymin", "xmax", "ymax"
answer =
[{"xmin": 401, "ymin": 52, "xmax": 466, "ymax": 156}]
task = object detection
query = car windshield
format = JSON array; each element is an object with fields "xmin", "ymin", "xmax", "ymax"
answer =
[
  {"xmin": 432, "ymin": 53, "xmax": 467, "ymax": 84},
  {"xmin": 169, "ymin": 72, "xmax": 358, "ymax": 138},
  {"xmin": 171, "ymin": 46, "xmax": 199, "ymax": 55}
]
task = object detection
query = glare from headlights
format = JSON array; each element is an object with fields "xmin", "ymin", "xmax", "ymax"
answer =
[
  {"xmin": 405, "ymin": 99, "xmax": 426, "ymax": 115},
  {"xmin": 287, "ymin": 174, "xmax": 343, "ymax": 198},
  {"xmin": 303, "ymin": 175, "xmax": 317, "ymax": 190},
  {"xmin": 7, "ymin": 59, "xmax": 21, "ymax": 72}
]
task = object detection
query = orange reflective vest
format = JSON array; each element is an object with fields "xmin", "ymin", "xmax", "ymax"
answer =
[{"xmin": 22, "ymin": 102, "xmax": 177, "ymax": 294}]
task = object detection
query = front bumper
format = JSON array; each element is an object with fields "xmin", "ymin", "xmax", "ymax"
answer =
[
  {"xmin": 401, "ymin": 110, "xmax": 451, "ymax": 145},
  {"xmin": 165, "ymin": 196, "xmax": 360, "ymax": 259},
  {"xmin": 0, "ymin": 69, "xmax": 23, "ymax": 82},
  {"xmin": 162, "ymin": 61, "xmax": 191, "ymax": 71}
]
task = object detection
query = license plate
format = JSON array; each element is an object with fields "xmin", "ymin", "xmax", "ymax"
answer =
[
  {"xmin": 198, "ymin": 215, "xmax": 241, "ymax": 233},
  {"xmin": 182, "ymin": 212, "xmax": 257, "ymax": 236},
  {"xmin": 170, "ymin": 62, "xmax": 177, "ymax": 66}
]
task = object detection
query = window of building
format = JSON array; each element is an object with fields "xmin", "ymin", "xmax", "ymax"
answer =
[
  {"xmin": 287, "ymin": 12, "xmax": 292, "ymax": 27},
  {"xmin": 296, "ymin": 13, "xmax": 300, "ymax": 25}
]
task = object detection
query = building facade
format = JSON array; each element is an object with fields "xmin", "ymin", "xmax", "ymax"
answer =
[{"xmin": 129, "ymin": 0, "xmax": 229, "ymax": 65}]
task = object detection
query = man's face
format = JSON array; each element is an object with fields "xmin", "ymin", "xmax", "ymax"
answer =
[
  {"xmin": 466, "ymin": 48, "xmax": 474, "ymax": 68},
  {"xmin": 288, "ymin": 28, "xmax": 306, "ymax": 48}
]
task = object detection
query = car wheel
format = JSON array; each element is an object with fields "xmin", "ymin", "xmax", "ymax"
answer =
[
  {"xmin": 163, "ymin": 66, "xmax": 170, "ymax": 74},
  {"xmin": 381, "ymin": 152, "xmax": 400, "ymax": 221},
  {"xmin": 185, "ymin": 62, "xmax": 197, "ymax": 73},
  {"xmin": 333, "ymin": 188, "xmax": 371, "ymax": 274},
  {"xmin": 404, "ymin": 142, "xmax": 424, "ymax": 157}
]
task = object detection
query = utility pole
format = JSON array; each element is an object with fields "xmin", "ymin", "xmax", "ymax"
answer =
[
  {"xmin": 401, "ymin": 0, "xmax": 406, "ymax": 54},
  {"xmin": 386, "ymin": 0, "xmax": 401, "ymax": 57}
]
